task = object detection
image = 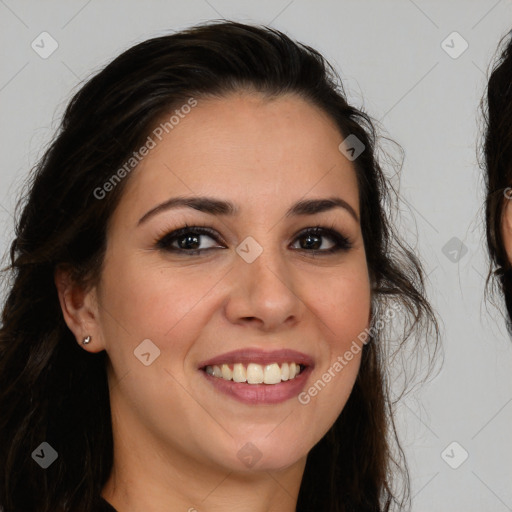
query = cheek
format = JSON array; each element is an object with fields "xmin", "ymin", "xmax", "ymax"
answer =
[
  {"xmin": 310, "ymin": 268, "xmax": 371, "ymax": 344},
  {"xmin": 99, "ymin": 258, "xmax": 223, "ymax": 354},
  {"xmin": 303, "ymin": 267, "xmax": 370, "ymax": 401}
]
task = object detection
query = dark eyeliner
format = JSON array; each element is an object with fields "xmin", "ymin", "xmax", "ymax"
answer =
[
  {"xmin": 154, "ymin": 223, "xmax": 353, "ymax": 255},
  {"xmin": 294, "ymin": 225, "xmax": 353, "ymax": 254},
  {"xmin": 154, "ymin": 224, "xmax": 225, "ymax": 255}
]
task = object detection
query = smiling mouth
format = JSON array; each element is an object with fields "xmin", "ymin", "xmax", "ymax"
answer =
[{"xmin": 201, "ymin": 362, "xmax": 306, "ymax": 385}]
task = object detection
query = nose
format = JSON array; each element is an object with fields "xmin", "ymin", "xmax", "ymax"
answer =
[{"xmin": 223, "ymin": 240, "xmax": 304, "ymax": 332}]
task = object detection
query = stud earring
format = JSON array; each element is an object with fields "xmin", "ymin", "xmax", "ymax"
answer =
[{"xmin": 82, "ymin": 335, "xmax": 92, "ymax": 345}]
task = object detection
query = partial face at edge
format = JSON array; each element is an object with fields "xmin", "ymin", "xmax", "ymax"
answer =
[{"xmin": 501, "ymin": 197, "xmax": 512, "ymax": 264}]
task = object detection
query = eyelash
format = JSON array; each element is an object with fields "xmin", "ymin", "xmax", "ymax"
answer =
[{"xmin": 153, "ymin": 222, "xmax": 353, "ymax": 256}]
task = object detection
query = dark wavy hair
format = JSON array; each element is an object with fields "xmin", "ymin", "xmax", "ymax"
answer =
[
  {"xmin": 0, "ymin": 20, "xmax": 438, "ymax": 512},
  {"xmin": 482, "ymin": 30, "xmax": 512, "ymax": 335}
]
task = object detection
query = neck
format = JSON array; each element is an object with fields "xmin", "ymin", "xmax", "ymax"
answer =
[{"xmin": 101, "ymin": 398, "xmax": 306, "ymax": 512}]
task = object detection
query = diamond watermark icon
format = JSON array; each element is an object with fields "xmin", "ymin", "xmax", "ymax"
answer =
[
  {"xmin": 31, "ymin": 31, "xmax": 59, "ymax": 59},
  {"xmin": 32, "ymin": 442, "xmax": 58, "ymax": 469},
  {"xmin": 237, "ymin": 441, "xmax": 263, "ymax": 468},
  {"xmin": 441, "ymin": 441, "xmax": 468, "ymax": 469},
  {"xmin": 236, "ymin": 236, "xmax": 263, "ymax": 263},
  {"xmin": 338, "ymin": 134, "xmax": 365, "ymax": 161},
  {"xmin": 134, "ymin": 338, "xmax": 161, "ymax": 366},
  {"xmin": 442, "ymin": 237, "xmax": 468, "ymax": 263},
  {"xmin": 441, "ymin": 32, "xmax": 468, "ymax": 59}
]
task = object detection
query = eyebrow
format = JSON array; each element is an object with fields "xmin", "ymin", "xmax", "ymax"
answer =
[{"xmin": 137, "ymin": 195, "xmax": 359, "ymax": 226}]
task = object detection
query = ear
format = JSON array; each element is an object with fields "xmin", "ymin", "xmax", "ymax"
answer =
[
  {"xmin": 501, "ymin": 197, "xmax": 512, "ymax": 264},
  {"xmin": 54, "ymin": 265, "xmax": 106, "ymax": 353}
]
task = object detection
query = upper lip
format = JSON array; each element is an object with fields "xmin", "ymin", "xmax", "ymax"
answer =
[{"xmin": 198, "ymin": 348, "xmax": 315, "ymax": 369}]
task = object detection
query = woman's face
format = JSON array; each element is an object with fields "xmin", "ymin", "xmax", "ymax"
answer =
[{"xmin": 88, "ymin": 92, "xmax": 371, "ymax": 474}]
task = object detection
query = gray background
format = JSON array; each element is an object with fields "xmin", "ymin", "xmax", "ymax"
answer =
[{"xmin": 1, "ymin": 1, "xmax": 511, "ymax": 510}]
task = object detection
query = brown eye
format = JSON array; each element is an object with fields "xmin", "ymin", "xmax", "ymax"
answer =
[
  {"xmin": 292, "ymin": 227, "xmax": 352, "ymax": 254},
  {"xmin": 154, "ymin": 224, "xmax": 352, "ymax": 257},
  {"xmin": 156, "ymin": 226, "xmax": 225, "ymax": 255}
]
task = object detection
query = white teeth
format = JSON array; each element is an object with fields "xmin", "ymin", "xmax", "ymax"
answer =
[
  {"xmin": 247, "ymin": 363, "xmax": 264, "ymax": 384},
  {"xmin": 281, "ymin": 362, "xmax": 290, "ymax": 381},
  {"xmin": 263, "ymin": 363, "xmax": 281, "ymax": 384},
  {"xmin": 204, "ymin": 362, "xmax": 304, "ymax": 385},
  {"xmin": 233, "ymin": 363, "xmax": 246, "ymax": 383},
  {"xmin": 221, "ymin": 363, "xmax": 233, "ymax": 380}
]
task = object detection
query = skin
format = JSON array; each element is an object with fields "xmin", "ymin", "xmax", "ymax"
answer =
[
  {"xmin": 55, "ymin": 91, "xmax": 372, "ymax": 512},
  {"xmin": 502, "ymin": 200, "xmax": 512, "ymax": 261}
]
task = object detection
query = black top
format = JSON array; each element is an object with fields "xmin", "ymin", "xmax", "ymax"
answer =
[{"xmin": 96, "ymin": 496, "xmax": 118, "ymax": 512}]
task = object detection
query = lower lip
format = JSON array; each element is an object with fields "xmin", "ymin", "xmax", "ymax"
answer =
[{"xmin": 201, "ymin": 367, "xmax": 313, "ymax": 405}]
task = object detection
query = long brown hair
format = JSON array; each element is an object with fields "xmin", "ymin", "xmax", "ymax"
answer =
[{"xmin": 0, "ymin": 21, "xmax": 439, "ymax": 512}]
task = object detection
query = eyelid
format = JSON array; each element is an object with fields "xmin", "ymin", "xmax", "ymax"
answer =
[
  {"xmin": 293, "ymin": 225, "xmax": 353, "ymax": 253},
  {"xmin": 153, "ymin": 223, "xmax": 226, "ymax": 250},
  {"xmin": 153, "ymin": 222, "xmax": 353, "ymax": 255}
]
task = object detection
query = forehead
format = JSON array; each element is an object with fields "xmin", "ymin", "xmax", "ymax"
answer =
[{"xmin": 114, "ymin": 92, "xmax": 360, "ymax": 222}]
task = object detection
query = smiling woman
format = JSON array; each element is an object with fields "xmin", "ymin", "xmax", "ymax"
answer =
[{"xmin": 0, "ymin": 21, "xmax": 438, "ymax": 512}]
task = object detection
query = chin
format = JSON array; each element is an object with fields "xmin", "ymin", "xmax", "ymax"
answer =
[{"xmin": 212, "ymin": 433, "xmax": 311, "ymax": 474}]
